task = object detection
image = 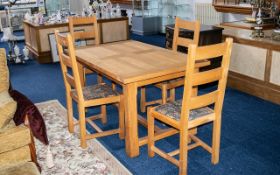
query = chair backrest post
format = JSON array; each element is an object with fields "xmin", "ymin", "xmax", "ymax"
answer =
[
  {"xmin": 214, "ymin": 38, "xmax": 233, "ymax": 115},
  {"xmin": 180, "ymin": 38, "xmax": 233, "ymax": 126},
  {"xmin": 55, "ymin": 30, "xmax": 84, "ymax": 102},
  {"xmin": 172, "ymin": 17, "xmax": 200, "ymax": 52}
]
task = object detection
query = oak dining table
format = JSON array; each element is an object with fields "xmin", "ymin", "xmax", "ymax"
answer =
[{"xmin": 75, "ymin": 40, "xmax": 209, "ymax": 158}]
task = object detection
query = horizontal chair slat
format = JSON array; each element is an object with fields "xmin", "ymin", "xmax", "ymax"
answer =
[
  {"xmin": 192, "ymin": 67, "xmax": 223, "ymax": 86},
  {"xmin": 61, "ymin": 54, "xmax": 72, "ymax": 67},
  {"xmin": 65, "ymin": 73, "xmax": 76, "ymax": 88},
  {"xmin": 190, "ymin": 90, "xmax": 218, "ymax": 109},
  {"xmin": 177, "ymin": 19, "xmax": 197, "ymax": 30},
  {"xmin": 74, "ymin": 31, "xmax": 95, "ymax": 40},
  {"xmin": 177, "ymin": 37, "xmax": 194, "ymax": 46},
  {"xmin": 195, "ymin": 43, "xmax": 226, "ymax": 61},
  {"xmin": 56, "ymin": 34, "xmax": 68, "ymax": 46},
  {"xmin": 71, "ymin": 18, "xmax": 95, "ymax": 25}
]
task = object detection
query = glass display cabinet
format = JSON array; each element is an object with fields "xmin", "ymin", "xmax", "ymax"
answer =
[
  {"xmin": 0, "ymin": 0, "xmax": 44, "ymax": 31},
  {"xmin": 128, "ymin": 0, "xmax": 194, "ymax": 34}
]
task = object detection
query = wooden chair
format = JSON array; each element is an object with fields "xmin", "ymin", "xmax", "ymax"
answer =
[
  {"xmin": 140, "ymin": 17, "xmax": 201, "ymax": 113},
  {"xmin": 147, "ymin": 38, "xmax": 233, "ymax": 175},
  {"xmin": 55, "ymin": 30, "xmax": 124, "ymax": 148},
  {"xmin": 68, "ymin": 16, "xmax": 103, "ymax": 83}
]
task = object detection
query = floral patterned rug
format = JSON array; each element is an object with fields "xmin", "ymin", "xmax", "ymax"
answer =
[{"xmin": 35, "ymin": 100, "xmax": 131, "ymax": 175}]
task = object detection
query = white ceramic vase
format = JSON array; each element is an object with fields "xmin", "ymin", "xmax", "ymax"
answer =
[{"xmin": 23, "ymin": 46, "xmax": 29, "ymax": 61}]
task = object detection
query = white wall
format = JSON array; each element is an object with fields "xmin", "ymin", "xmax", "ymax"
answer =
[
  {"xmin": 194, "ymin": 0, "xmax": 249, "ymax": 22},
  {"xmin": 195, "ymin": 0, "xmax": 212, "ymax": 3}
]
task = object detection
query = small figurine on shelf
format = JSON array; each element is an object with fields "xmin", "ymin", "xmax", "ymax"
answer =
[
  {"xmin": 38, "ymin": 13, "xmax": 44, "ymax": 25},
  {"xmin": 88, "ymin": 6, "xmax": 93, "ymax": 16},
  {"xmin": 24, "ymin": 12, "xmax": 32, "ymax": 22},
  {"xmin": 23, "ymin": 46, "xmax": 29, "ymax": 61},
  {"xmin": 116, "ymin": 4, "xmax": 121, "ymax": 17},
  {"xmin": 56, "ymin": 10, "xmax": 62, "ymax": 22},
  {"xmin": 107, "ymin": 0, "xmax": 112, "ymax": 17},
  {"xmin": 101, "ymin": 5, "xmax": 106, "ymax": 18},
  {"xmin": 252, "ymin": 8, "xmax": 265, "ymax": 38},
  {"xmin": 14, "ymin": 45, "xmax": 21, "ymax": 63},
  {"xmin": 33, "ymin": 14, "xmax": 40, "ymax": 25}
]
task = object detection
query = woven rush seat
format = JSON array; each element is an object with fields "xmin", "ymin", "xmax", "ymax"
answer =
[
  {"xmin": 154, "ymin": 100, "xmax": 214, "ymax": 121},
  {"xmin": 71, "ymin": 84, "xmax": 119, "ymax": 101}
]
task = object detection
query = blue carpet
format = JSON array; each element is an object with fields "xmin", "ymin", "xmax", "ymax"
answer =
[{"xmin": 3, "ymin": 32, "xmax": 280, "ymax": 175}]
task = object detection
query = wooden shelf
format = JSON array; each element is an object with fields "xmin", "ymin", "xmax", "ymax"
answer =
[{"xmin": 213, "ymin": 3, "xmax": 252, "ymax": 14}]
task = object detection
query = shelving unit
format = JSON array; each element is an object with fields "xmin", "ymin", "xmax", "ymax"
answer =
[{"xmin": 0, "ymin": 0, "xmax": 45, "ymax": 31}]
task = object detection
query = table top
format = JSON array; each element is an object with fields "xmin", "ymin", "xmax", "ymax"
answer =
[{"xmin": 76, "ymin": 40, "xmax": 208, "ymax": 84}]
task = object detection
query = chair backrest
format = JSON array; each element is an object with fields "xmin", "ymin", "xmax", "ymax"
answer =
[
  {"xmin": 172, "ymin": 17, "xmax": 200, "ymax": 52},
  {"xmin": 68, "ymin": 16, "xmax": 100, "ymax": 45},
  {"xmin": 55, "ymin": 30, "xmax": 84, "ymax": 101},
  {"xmin": 180, "ymin": 38, "xmax": 233, "ymax": 124}
]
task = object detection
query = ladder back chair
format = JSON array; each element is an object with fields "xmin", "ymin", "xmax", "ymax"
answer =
[
  {"xmin": 55, "ymin": 30, "xmax": 125, "ymax": 148},
  {"xmin": 148, "ymin": 38, "xmax": 233, "ymax": 175},
  {"xmin": 140, "ymin": 17, "xmax": 201, "ymax": 113},
  {"xmin": 68, "ymin": 16, "xmax": 104, "ymax": 84}
]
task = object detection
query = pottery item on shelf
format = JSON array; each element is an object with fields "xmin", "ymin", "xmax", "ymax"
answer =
[
  {"xmin": 14, "ymin": 44, "xmax": 21, "ymax": 63},
  {"xmin": 14, "ymin": 45, "xmax": 20, "ymax": 57},
  {"xmin": 56, "ymin": 11, "xmax": 62, "ymax": 22},
  {"xmin": 1, "ymin": 27, "xmax": 16, "ymax": 41},
  {"xmin": 34, "ymin": 14, "xmax": 40, "ymax": 25},
  {"xmin": 24, "ymin": 12, "xmax": 32, "ymax": 22},
  {"xmin": 23, "ymin": 46, "xmax": 29, "ymax": 61},
  {"xmin": 116, "ymin": 4, "xmax": 121, "ymax": 17},
  {"xmin": 111, "ymin": 8, "xmax": 116, "ymax": 17}
]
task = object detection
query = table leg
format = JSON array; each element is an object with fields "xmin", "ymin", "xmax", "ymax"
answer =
[{"xmin": 124, "ymin": 83, "xmax": 139, "ymax": 157}]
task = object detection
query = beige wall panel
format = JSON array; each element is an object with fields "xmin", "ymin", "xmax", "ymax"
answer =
[
  {"xmin": 102, "ymin": 21, "xmax": 128, "ymax": 43},
  {"xmin": 270, "ymin": 51, "xmax": 280, "ymax": 86},
  {"xmin": 23, "ymin": 24, "xmax": 31, "ymax": 46},
  {"xmin": 230, "ymin": 43, "xmax": 266, "ymax": 80},
  {"xmin": 30, "ymin": 27, "xmax": 38, "ymax": 52},
  {"xmin": 39, "ymin": 26, "xmax": 69, "ymax": 52}
]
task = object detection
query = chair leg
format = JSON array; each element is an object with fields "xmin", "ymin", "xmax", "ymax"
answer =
[
  {"xmin": 179, "ymin": 128, "xmax": 189, "ymax": 175},
  {"xmin": 148, "ymin": 108, "xmax": 155, "ymax": 157},
  {"xmin": 101, "ymin": 105, "xmax": 107, "ymax": 124},
  {"xmin": 162, "ymin": 84, "xmax": 167, "ymax": 104},
  {"xmin": 29, "ymin": 132, "xmax": 38, "ymax": 165},
  {"xmin": 66, "ymin": 93, "xmax": 74, "ymax": 133},
  {"xmin": 97, "ymin": 74, "xmax": 103, "ymax": 83},
  {"xmin": 140, "ymin": 87, "xmax": 146, "ymax": 113},
  {"xmin": 112, "ymin": 82, "xmax": 116, "ymax": 90},
  {"xmin": 170, "ymin": 88, "xmax": 176, "ymax": 102},
  {"xmin": 211, "ymin": 117, "xmax": 221, "ymax": 164},
  {"xmin": 118, "ymin": 96, "xmax": 125, "ymax": 139},
  {"xmin": 78, "ymin": 104, "xmax": 87, "ymax": 148}
]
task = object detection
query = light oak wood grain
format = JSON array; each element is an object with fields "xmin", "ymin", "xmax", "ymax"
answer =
[
  {"xmin": 148, "ymin": 38, "xmax": 233, "ymax": 175},
  {"xmin": 55, "ymin": 30, "xmax": 124, "ymax": 149},
  {"xmin": 75, "ymin": 40, "xmax": 209, "ymax": 158},
  {"xmin": 140, "ymin": 17, "xmax": 201, "ymax": 112}
]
